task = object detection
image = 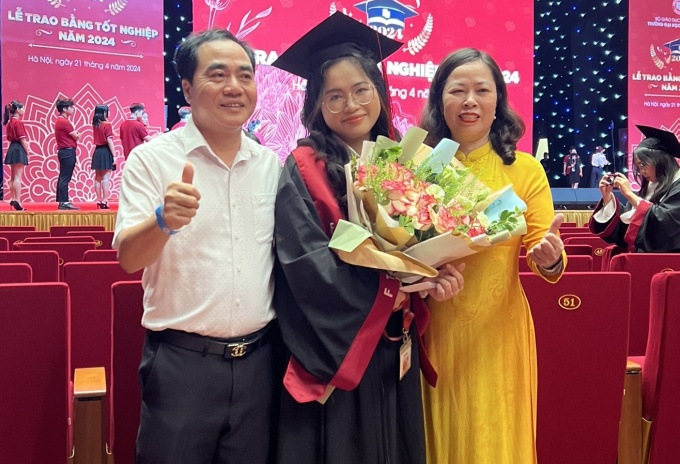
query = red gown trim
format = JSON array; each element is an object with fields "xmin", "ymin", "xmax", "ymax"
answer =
[
  {"xmin": 285, "ymin": 147, "xmax": 436, "ymax": 402},
  {"xmin": 624, "ymin": 200, "xmax": 652, "ymax": 251}
]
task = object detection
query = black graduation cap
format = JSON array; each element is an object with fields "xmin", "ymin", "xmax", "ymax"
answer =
[
  {"xmin": 636, "ymin": 125, "xmax": 680, "ymax": 158},
  {"xmin": 272, "ymin": 12, "xmax": 402, "ymax": 80}
]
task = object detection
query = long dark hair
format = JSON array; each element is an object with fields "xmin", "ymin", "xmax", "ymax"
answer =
[
  {"xmin": 3, "ymin": 101, "xmax": 23, "ymax": 126},
  {"xmin": 92, "ymin": 105, "xmax": 109, "ymax": 127},
  {"xmin": 420, "ymin": 48, "xmax": 525, "ymax": 165},
  {"xmin": 298, "ymin": 53, "xmax": 397, "ymax": 213},
  {"xmin": 635, "ymin": 139, "xmax": 680, "ymax": 203}
]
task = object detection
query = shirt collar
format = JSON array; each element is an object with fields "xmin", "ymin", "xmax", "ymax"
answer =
[
  {"xmin": 455, "ymin": 142, "xmax": 493, "ymax": 164},
  {"xmin": 182, "ymin": 118, "xmax": 262, "ymax": 166}
]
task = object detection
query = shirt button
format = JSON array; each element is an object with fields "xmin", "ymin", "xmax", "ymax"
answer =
[
  {"xmin": 236, "ymin": 299, "xmax": 241, "ymax": 306},
  {"xmin": 236, "ymin": 267, "xmax": 242, "ymax": 273}
]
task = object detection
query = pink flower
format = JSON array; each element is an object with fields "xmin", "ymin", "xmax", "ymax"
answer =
[
  {"xmin": 467, "ymin": 220, "xmax": 486, "ymax": 237},
  {"xmin": 356, "ymin": 165, "xmax": 377, "ymax": 186},
  {"xmin": 413, "ymin": 205, "xmax": 433, "ymax": 230},
  {"xmin": 382, "ymin": 180, "xmax": 407, "ymax": 200}
]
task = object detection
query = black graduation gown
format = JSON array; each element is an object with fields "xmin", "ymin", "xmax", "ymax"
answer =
[
  {"xmin": 274, "ymin": 154, "xmax": 426, "ymax": 464},
  {"xmin": 589, "ymin": 177, "xmax": 680, "ymax": 252}
]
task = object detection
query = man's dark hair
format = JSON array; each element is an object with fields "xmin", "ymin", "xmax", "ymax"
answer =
[
  {"xmin": 56, "ymin": 99, "xmax": 74, "ymax": 114},
  {"xmin": 130, "ymin": 103, "xmax": 145, "ymax": 114},
  {"xmin": 173, "ymin": 29, "xmax": 256, "ymax": 84}
]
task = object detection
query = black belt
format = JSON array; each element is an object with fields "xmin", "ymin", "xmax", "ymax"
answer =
[
  {"xmin": 58, "ymin": 147, "xmax": 76, "ymax": 151},
  {"xmin": 149, "ymin": 321, "xmax": 273, "ymax": 359}
]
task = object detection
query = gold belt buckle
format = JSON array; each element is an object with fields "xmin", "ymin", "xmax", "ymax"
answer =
[{"xmin": 230, "ymin": 343, "xmax": 247, "ymax": 357}]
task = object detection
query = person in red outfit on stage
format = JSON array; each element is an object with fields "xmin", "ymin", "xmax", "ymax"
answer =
[
  {"xmin": 3, "ymin": 100, "xmax": 31, "ymax": 211},
  {"xmin": 54, "ymin": 98, "xmax": 80, "ymax": 210},
  {"xmin": 120, "ymin": 102, "xmax": 152, "ymax": 159},
  {"xmin": 90, "ymin": 105, "xmax": 116, "ymax": 209},
  {"xmin": 171, "ymin": 106, "xmax": 191, "ymax": 130}
]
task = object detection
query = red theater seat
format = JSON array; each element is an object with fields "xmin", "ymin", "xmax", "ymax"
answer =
[
  {"xmin": 521, "ymin": 272, "xmax": 631, "ymax": 464},
  {"xmin": 64, "ymin": 262, "xmax": 143, "ymax": 375},
  {"xmin": 519, "ymin": 255, "xmax": 593, "ymax": 272},
  {"xmin": 0, "ymin": 263, "xmax": 32, "ymax": 283},
  {"xmin": 50, "ymin": 225, "xmax": 106, "ymax": 236},
  {"xmin": 13, "ymin": 242, "xmax": 97, "ymax": 280},
  {"xmin": 563, "ymin": 244, "xmax": 592, "ymax": 256},
  {"xmin": 24, "ymin": 235, "xmax": 95, "ymax": 244},
  {"xmin": 560, "ymin": 222, "xmax": 578, "ymax": 227},
  {"xmin": 520, "ymin": 244, "xmax": 591, "ymax": 257},
  {"xmin": 0, "ymin": 226, "xmax": 36, "ymax": 231},
  {"xmin": 84, "ymin": 249, "xmax": 118, "ymax": 261},
  {"xmin": 560, "ymin": 231, "xmax": 596, "ymax": 241},
  {"xmin": 0, "ymin": 250, "xmax": 60, "ymax": 282},
  {"xmin": 0, "ymin": 230, "xmax": 50, "ymax": 247},
  {"xmin": 637, "ymin": 272, "xmax": 680, "ymax": 463},
  {"xmin": 110, "ymin": 281, "xmax": 145, "ymax": 464},
  {"xmin": 564, "ymin": 236, "xmax": 612, "ymax": 271},
  {"xmin": 67, "ymin": 230, "xmax": 114, "ymax": 249},
  {"xmin": 609, "ymin": 253, "xmax": 680, "ymax": 356},
  {"xmin": 0, "ymin": 283, "xmax": 72, "ymax": 461},
  {"xmin": 0, "ymin": 237, "xmax": 7, "ymax": 251}
]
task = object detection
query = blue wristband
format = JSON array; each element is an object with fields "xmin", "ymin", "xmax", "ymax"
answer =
[{"xmin": 155, "ymin": 205, "xmax": 178, "ymax": 235}]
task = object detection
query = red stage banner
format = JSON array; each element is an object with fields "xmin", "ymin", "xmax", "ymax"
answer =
[
  {"xmin": 1, "ymin": 0, "xmax": 164, "ymax": 203},
  {"xmin": 629, "ymin": 0, "xmax": 680, "ymax": 184},
  {"xmin": 192, "ymin": 0, "xmax": 534, "ymax": 159}
]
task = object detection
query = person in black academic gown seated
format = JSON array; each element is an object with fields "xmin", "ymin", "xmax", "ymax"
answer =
[
  {"xmin": 589, "ymin": 125, "xmax": 680, "ymax": 252},
  {"xmin": 271, "ymin": 13, "xmax": 465, "ymax": 464}
]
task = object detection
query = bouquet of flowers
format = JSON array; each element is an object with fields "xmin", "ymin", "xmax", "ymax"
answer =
[{"xmin": 328, "ymin": 127, "xmax": 527, "ymax": 288}]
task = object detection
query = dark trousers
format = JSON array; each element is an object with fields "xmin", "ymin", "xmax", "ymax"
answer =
[
  {"xmin": 135, "ymin": 327, "xmax": 280, "ymax": 464},
  {"xmin": 56, "ymin": 148, "xmax": 76, "ymax": 202},
  {"xmin": 589, "ymin": 166, "xmax": 604, "ymax": 188}
]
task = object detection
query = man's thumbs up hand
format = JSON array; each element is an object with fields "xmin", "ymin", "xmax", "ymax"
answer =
[{"xmin": 162, "ymin": 162, "xmax": 201, "ymax": 232}]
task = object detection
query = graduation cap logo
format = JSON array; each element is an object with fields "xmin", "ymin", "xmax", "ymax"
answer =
[
  {"xmin": 664, "ymin": 38, "xmax": 680, "ymax": 55},
  {"xmin": 636, "ymin": 125, "xmax": 680, "ymax": 158},
  {"xmin": 353, "ymin": 0, "xmax": 418, "ymax": 31},
  {"xmin": 350, "ymin": 0, "xmax": 434, "ymax": 56}
]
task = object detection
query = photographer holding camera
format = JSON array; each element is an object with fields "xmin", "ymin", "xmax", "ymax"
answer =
[{"xmin": 589, "ymin": 125, "xmax": 680, "ymax": 253}]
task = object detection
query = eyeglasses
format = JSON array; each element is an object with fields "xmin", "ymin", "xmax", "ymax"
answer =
[
  {"xmin": 634, "ymin": 161, "xmax": 652, "ymax": 171},
  {"xmin": 323, "ymin": 85, "xmax": 375, "ymax": 114}
]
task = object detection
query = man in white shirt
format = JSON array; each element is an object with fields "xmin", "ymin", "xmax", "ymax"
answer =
[
  {"xmin": 589, "ymin": 145, "xmax": 610, "ymax": 187},
  {"xmin": 113, "ymin": 29, "xmax": 280, "ymax": 464}
]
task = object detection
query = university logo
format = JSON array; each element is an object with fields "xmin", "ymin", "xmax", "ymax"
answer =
[
  {"xmin": 650, "ymin": 39, "xmax": 679, "ymax": 70},
  {"xmin": 673, "ymin": 0, "xmax": 680, "ymax": 15},
  {"xmin": 330, "ymin": 0, "xmax": 434, "ymax": 56}
]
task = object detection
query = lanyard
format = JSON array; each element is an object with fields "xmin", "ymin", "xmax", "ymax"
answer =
[{"xmin": 383, "ymin": 307, "xmax": 415, "ymax": 342}]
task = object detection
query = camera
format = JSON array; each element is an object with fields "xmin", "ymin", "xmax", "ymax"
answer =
[{"xmin": 603, "ymin": 173, "xmax": 617, "ymax": 185}]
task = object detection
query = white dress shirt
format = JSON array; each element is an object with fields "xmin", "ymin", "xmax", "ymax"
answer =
[
  {"xmin": 591, "ymin": 152, "xmax": 609, "ymax": 168},
  {"xmin": 113, "ymin": 118, "xmax": 281, "ymax": 337}
]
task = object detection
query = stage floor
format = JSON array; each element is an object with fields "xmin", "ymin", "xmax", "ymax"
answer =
[{"xmin": 0, "ymin": 201, "xmax": 118, "ymax": 231}]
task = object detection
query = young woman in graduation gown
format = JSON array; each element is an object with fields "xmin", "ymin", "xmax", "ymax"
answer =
[
  {"xmin": 271, "ymin": 13, "xmax": 464, "ymax": 464},
  {"xmin": 589, "ymin": 125, "xmax": 680, "ymax": 252},
  {"xmin": 418, "ymin": 48, "xmax": 567, "ymax": 464}
]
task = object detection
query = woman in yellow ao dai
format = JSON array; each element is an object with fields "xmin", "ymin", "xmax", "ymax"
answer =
[{"xmin": 418, "ymin": 48, "xmax": 567, "ymax": 464}]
